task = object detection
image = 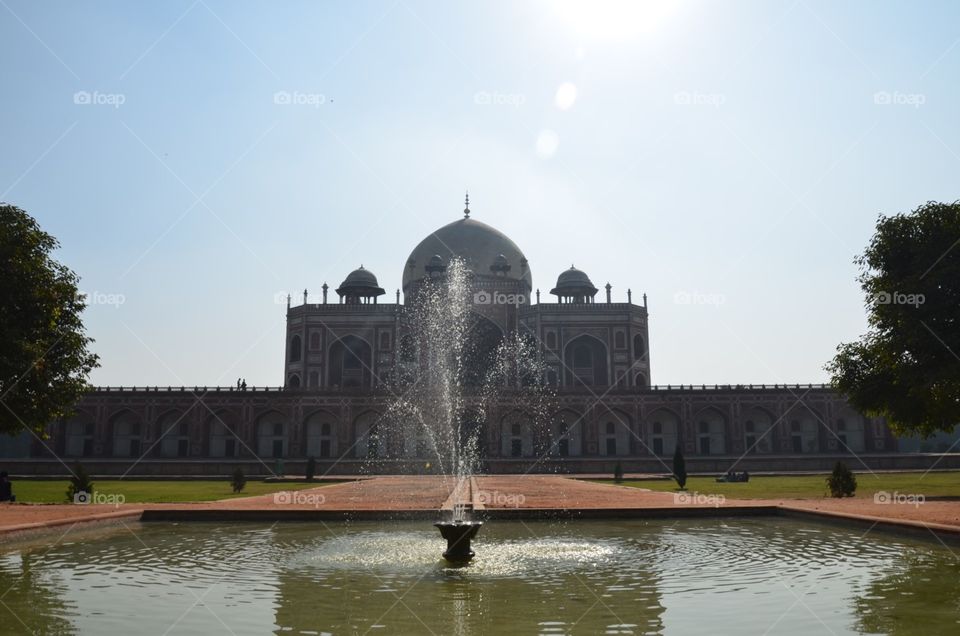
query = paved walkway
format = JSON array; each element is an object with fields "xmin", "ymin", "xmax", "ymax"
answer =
[{"xmin": 2, "ymin": 476, "xmax": 959, "ymax": 538}]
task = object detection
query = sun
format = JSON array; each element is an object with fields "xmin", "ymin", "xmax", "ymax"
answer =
[{"xmin": 553, "ymin": 0, "xmax": 681, "ymax": 40}]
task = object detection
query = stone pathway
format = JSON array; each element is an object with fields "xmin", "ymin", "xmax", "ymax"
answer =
[{"xmin": 2, "ymin": 475, "xmax": 959, "ymax": 539}]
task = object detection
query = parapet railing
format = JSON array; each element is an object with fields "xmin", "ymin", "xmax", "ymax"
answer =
[
  {"xmin": 523, "ymin": 302, "xmax": 641, "ymax": 309},
  {"xmin": 289, "ymin": 303, "xmax": 402, "ymax": 313},
  {"xmin": 643, "ymin": 383, "xmax": 832, "ymax": 391},
  {"xmin": 287, "ymin": 302, "xmax": 647, "ymax": 312},
  {"xmin": 92, "ymin": 386, "xmax": 287, "ymax": 393},
  {"xmin": 89, "ymin": 383, "xmax": 834, "ymax": 394}
]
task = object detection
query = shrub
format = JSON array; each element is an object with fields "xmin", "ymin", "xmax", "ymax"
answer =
[
  {"xmin": 231, "ymin": 466, "xmax": 246, "ymax": 494},
  {"xmin": 305, "ymin": 456, "xmax": 317, "ymax": 481},
  {"xmin": 827, "ymin": 461, "xmax": 856, "ymax": 497},
  {"xmin": 614, "ymin": 461, "xmax": 623, "ymax": 483},
  {"xmin": 673, "ymin": 445, "xmax": 687, "ymax": 490},
  {"xmin": 66, "ymin": 463, "xmax": 94, "ymax": 502}
]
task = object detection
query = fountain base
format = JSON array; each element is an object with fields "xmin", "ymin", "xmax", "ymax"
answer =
[{"xmin": 434, "ymin": 521, "xmax": 483, "ymax": 562}]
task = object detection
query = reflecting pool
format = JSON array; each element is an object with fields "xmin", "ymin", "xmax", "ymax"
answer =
[{"xmin": 1, "ymin": 518, "xmax": 958, "ymax": 634}]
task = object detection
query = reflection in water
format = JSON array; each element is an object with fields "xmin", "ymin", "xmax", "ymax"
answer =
[
  {"xmin": 854, "ymin": 549, "xmax": 960, "ymax": 635},
  {"xmin": 0, "ymin": 519, "xmax": 957, "ymax": 635}
]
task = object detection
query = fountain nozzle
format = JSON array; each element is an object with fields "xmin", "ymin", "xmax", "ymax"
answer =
[{"xmin": 434, "ymin": 519, "xmax": 483, "ymax": 563}]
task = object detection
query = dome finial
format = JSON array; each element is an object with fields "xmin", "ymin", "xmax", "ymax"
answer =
[{"xmin": 464, "ymin": 191, "xmax": 470, "ymax": 218}]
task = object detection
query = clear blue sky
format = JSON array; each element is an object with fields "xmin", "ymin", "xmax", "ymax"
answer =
[{"xmin": 2, "ymin": 0, "xmax": 958, "ymax": 387}]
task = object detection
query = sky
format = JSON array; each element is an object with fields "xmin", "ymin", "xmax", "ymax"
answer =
[{"xmin": 1, "ymin": 0, "xmax": 958, "ymax": 387}]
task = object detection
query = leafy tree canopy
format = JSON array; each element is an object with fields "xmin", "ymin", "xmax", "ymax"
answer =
[
  {"xmin": 828, "ymin": 201, "xmax": 960, "ymax": 437},
  {"xmin": 0, "ymin": 204, "xmax": 99, "ymax": 437}
]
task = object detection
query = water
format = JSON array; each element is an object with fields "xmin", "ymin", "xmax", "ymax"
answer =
[
  {"xmin": 380, "ymin": 258, "xmax": 554, "ymax": 521},
  {"xmin": 1, "ymin": 518, "xmax": 958, "ymax": 635}
]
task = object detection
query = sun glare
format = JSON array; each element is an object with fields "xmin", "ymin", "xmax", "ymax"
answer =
[{"xmin": 553, "ymin": 0, "xmax": 681, "ymax": 40}]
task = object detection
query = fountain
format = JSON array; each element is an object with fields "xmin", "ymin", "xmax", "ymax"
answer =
[
  {"xmin": 435, "ymin": 502, "xmax": 483, "ymax": 562},
  {"xmin": 434, "ymin": 519, "xmax": 483, "ymax": 562},
  {"xmin": 375, "ymin": 257, "xmax": 553, "ymax": 563}
]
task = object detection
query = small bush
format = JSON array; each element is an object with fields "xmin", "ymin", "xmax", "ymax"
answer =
[
  {"xmin": 673, "ymin": 445, "xmax": 687, "ymax": 490},
  {"xmin": 827, "ymin": 461, "xmax": 856, "ymax": 497},
  {"xmin": 66, "ymin": 463, "xmax": 94, "ymax": 502},
  {"xmin": 231, "ymin": 466, "xmax": 246, "ymax": 494},
  {"xmin": 305, "ymin": 456, "xmax": 317, "ymax": 481},
  {"xmin": 613, "ymin": 461, "xmax": 623, "ymax": 483}
]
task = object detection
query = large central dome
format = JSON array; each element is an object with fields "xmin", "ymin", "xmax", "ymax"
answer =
[{"xmin": 402, "ymin": 216, "xmax": 532, "ymax": 293}]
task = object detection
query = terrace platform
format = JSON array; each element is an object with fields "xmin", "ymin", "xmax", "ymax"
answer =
[{"xmin": 2, "ymin": 475, "xmax": 959, "ymax": 542}]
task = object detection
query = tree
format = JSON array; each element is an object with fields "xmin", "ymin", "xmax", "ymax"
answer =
[
  {"xmin": 0, "ymin": 205, "xmax": 99, "ymax": 437},
  {"xmin": 305, "ymin": 456, "xmax": 316, "ymax": 481},
  {"xmin": 827, "ymin": 461, "xmax": 856, "ymax": 498},
  {"xmin": 672, "ymin": 445, "xmax": 687, "ymax": 490},
  {"xmin": 66, "ymin": 463, "xmax": 94, "ymax": 502},
  {"xmin": 828, "ymin": 201, "xmax": 960, "ymax": 437},
  {"xmin": 231, "ymin": 466, "xmax": 246, "ymax": 493}
]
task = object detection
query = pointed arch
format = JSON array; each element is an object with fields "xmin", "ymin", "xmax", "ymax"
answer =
[
  {"xmin": 63, "ymin": 410, "xmax": 96, "ymax": 457},
  {"xmin": 563, "ymin": 334, "xmax": 609, "ymax": 387},
  {"xmin": 255, "ymin": 410, "xmax": 288, "ymax": 458},
  {"xmin": 597, "ymin": 407, "xmax": 632, "ymax": 456},
  {"xmin": 741, "ymin": 406, "xmax": 777, "ymax": 455},
  {"xmin": 784, "ymin": 403, "xmax": 824, "ymax": 453},
  {"xmin": 552, "ymin": 409, "xmax": 584, "ymax": 457},
  {"xmin": 155, "ymin": 409, "xmax": 190, "ymax": 458},
  {"xmin": 693, "ymin": 406, "xmax": 727, "ymax": 455},
  {"xmin": 834, "ymin": 405, "xmax": 867, "ymax": 453},
  {"xmin": 353, "ymin": 410, "xmax": 385, "ymax": 459},
  {"xmin": 500, "ymin": 409, "xmax": 534, "ymax": 458},
  {"xmin": 109, "ymin": 409, "xmax": 144, "ymax": 457},
  {"xmin": 633, "ymin": 334, "xmax": 646, "ymax": 358},
  {"xmin": 329, "ymin": 335, "xmax": 373, "ymax": 389},
  {"xmin": 206, "ymin": 408, "xmax": 241, "ymax": 457},
  {"xmin": 647, "ymin": 407, "xmax": 680, "ymax": 456},
  {"xmin": 304, "ymin": 409, "xmax": 338, "ymax": 458}
]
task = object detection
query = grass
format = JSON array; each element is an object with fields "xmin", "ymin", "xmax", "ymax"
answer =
[
  {"xmin": 599, "ymin": 471, "xmax": 960, "ymax": 500},
  {"xmin": 10, "ymin": 479, "xmax": 343, "ymax": 504}
]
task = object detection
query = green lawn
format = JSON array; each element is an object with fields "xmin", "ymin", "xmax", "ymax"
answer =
[
  {"xmin": 10, "ymin": 479, "xmax": 343, "ymax": 504},
  {"xmin": 598, "ymin": 471, "xmax": 960, "ymax": 500}
]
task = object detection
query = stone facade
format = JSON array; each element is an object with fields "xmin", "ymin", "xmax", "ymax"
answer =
[
  {"xmin": 9, "ymin": 204, "xmax": 921, "ymax": 475},
  {"xmin": 19, "ymin": 383, "xmax": 901, "ymax": 476}
]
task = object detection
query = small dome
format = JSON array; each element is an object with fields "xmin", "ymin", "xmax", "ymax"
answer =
[
  {"xmin": 555, "ymin": 265, "xmax": 595, "ymax": 289},
  {"xmin": 336, "ymin": 265, "xmax": 385, "ymax": 298},
  {"xmin": 492, "ymin": 253, "xmax": 508, "ymax": 266},
  {"xmin": 550, "ymin": 265, "xmax": 598, "ymax": 299},
  {"xmin": 428, "ymin": 254, "xmax": 444, "ymax": 266},
  {"xmin": 341, "ymin": 265, "xmax": 379, "ymax": 287}
]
